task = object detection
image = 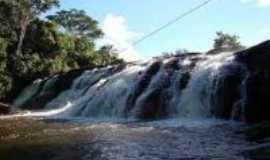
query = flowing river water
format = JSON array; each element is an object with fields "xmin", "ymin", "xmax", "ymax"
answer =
[{"xmin": 0, "ymin": 117, "xmax": 253, "ymax": 160}]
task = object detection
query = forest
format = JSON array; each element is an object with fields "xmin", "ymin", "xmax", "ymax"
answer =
[{"xmin": 0, "ymin": 0, "xmax": 123, "ymax": 102}]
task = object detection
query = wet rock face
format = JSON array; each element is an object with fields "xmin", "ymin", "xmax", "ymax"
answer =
[
  {"xmin": 136, "ymin": 89, "xmax": 163, "ymax": 119},
  {"xmin": 20, "ymin": 69, "xmax": 85, "ymax": 110},
  {"xmin": 179, "ymin": 72, "xmax": 190, "ymax": 90},
  {"xmin": 211, "ymin": 64, "xmax": 246, "ymax": 119},
  {"xmin": 236, "ymin": 40, "xmax": 270, "ymax": 123},
  {"xmin": 244, "ymin": 71, "xmax": 270, "ymax": 123},
  {"xmin": 236, "ymin": 40, "xmax": 270, "ymax": 72},
  {"xmin": 125, "ymin": 61, "xmax": 162, "ymax": 114},
  {"xmin": 22, "ymin": 91, "xmax": 58, "ymax": 110}
]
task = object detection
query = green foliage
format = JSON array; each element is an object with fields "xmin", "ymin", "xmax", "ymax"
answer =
[
  {"xmin": 0, "ymin": 38, "xmax": 12, "ymax": 99},
  {"xmin": 0, "ymin": 1, "xmax": 18, "ymax": 42},
  {"xmin": 23, "ymin": 19, "xmax": 59, "ymax": 58},
  {"xmin": 10, "ymin": 0, "xmax": 60, "ymax": 20},
  {"xmin": 214, "ymin": 31, "xmax": 244, "ymax": 50},
  {"xmin": 0, "ymin": 1, "xmax": 123, "ymax": 101},
  {"xmin": 47, "ymin": 9, "xmax": 103, "ymax": 40}
]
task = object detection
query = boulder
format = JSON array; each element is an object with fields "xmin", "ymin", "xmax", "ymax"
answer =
[
  {"xmin": 235, "ymin": 40, "xmax": 270, "ymax": 123},
  {"xmin": 211, "ymin": 64, "xmax": 246, "ymax": 119},
  {"xmin": 236, "ymin": 40, "xmax": 270, "ymax": 72},
  {"xmin": 0, "ymin": 103, "xmax": 11, "ymax": 115},
  {"xmin": 244, "ymin": 71, "xmax": 270, "ymax": 123}
]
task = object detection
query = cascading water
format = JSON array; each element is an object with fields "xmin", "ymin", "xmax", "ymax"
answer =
[
  {"xmin": 13, "ymin": 79, "xmax": 43, "ymax": 108},
  {"xmin": 3, "ymin": 42, "xmax": 269, "ymax": 160},
  {"xmin": 13, "ymin": 51, "xmax": 247, "ymax": 120}
]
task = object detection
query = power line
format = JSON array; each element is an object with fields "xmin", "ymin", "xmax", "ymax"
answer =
[
  {"xmin": 132, "ymin": 0, "xmax": 214, "ymax": 47},
  {"xmin": 116, "ymin": 0, "xmax": 215, "ymax": 54}
]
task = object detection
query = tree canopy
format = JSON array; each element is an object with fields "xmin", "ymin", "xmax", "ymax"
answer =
[
  {"xmin": 47, "ymin": 9, "xmax": 103, "ymax": 40},
  {"xmin": 0, "ymin": 0, "xmax": 123, "ymax": 101},
  {"xmin": 213, "ymin": 31, "xmax": 244, "ymax": 51}
]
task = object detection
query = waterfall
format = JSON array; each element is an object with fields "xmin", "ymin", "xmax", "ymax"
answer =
[
  {"xmin": 13, "ymin": 79, "xmax": 43, "ymax": 108},
  {"xmin": 13, "ymin": 52, "xmax": 247, "ymax": 120}
]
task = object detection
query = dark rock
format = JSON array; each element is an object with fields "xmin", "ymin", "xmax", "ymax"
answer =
[
  {"xmin": 163, "ymin": 57, "xmax": 180, "ymax": 70},
  {"xmin": 125, "ymin": 61, "xmax": 162, "ymax": 114},
  {"xmin": 179, "ymin": 72, "xmax": 191, "ymax": 90},
  {"xmin": 131, "ymin": 61, "xmax": 173, "ymax": 119},
  {"xmin": 235, "ymin": 40, "xmax": 270, "ymax": 123},
  {"xmin": 22, "ymin": 91, "xmax": 58, "ymax": 110},
  {"xmin": 211, "ymin": 64, "xmax": 246, "ymax": 119},
  {"xmin": 19, "ymin": 69, "xmax": 85, "ymax": 110},
  {"xmin": 244, "ymin": 71, "xmax": 270, "ymax": 123},
  {"xmin": 239, "ymin": 122, "xmax": 270, "ymax": 160},
  {"xmin": 240, "ymin": 122, "xmax": 270, "ymax": 141},
  {"xmin": 0, "ymin": 103, "xmax": 11, "ymax": 115},
  {"xmin": 207, "ymin": 48, "xmax": 242, "ymax": 55},
  {"xmin": 231, "ymin": 101, "xmax": 244, "ymax": 121},
  {"xmin": 243, "ymin": 143, "xmax": 270, "ymax": 160},
  {"xmin": 236, "ymin": 40, "xmax": 270, "ymax": 72},
  {"xmin": 136, "ymin": 89, "xmax": 164, "ymax": 119},
  {"xmin": 53, "ymin": 69, "xmax": 86, "ymax": 94}
]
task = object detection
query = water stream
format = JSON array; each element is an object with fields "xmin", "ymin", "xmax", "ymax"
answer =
[{"xmin": 1, "ymin": 52, "xmax": 254, "ymax": 159}]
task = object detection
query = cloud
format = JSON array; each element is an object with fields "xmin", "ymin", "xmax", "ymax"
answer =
[
  {"xmin": 99, "ymin": 13, "xmax": 143, "ymax": 62},
  {"xmin": 240, "ymin": 0, "xmax": 270, "ymax": 7}
]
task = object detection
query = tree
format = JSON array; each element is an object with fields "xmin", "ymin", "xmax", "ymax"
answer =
[
  {"xmin": 96, "ymin": 45, "xmax": 124, "ymax": 65},
  {"xmin": 0, "ymin": 38, "xmax": 12, "ymax": 99},
  {"xmin": 6, "ymin": 0, "xmax": 60, "ymax": 56},
  {"xmin": 47, "ymin": 9, "xmax": 103, "ymax": 40},
  {"xmin": 0, "ymin": 2, "xmax": 124, "ymax": 102},
  {"xmin": 23, "ymin": 19, "xmax": 59, "ymax": 58},
  {"xmin": 213, "ymin": 31, "xmax": 244, "ymax": 51},
  {"xmin": 0, "ymin": 1, "xmax": 18, "ymax": 42}
]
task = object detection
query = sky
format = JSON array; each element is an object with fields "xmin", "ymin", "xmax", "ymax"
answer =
[{"xmin": 48, "ymin": 0, "xmax": 270, "ymax": 61}]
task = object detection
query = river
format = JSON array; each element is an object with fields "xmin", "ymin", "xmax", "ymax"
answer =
[{"xmin": 0, "ymin": 117, "xmax": 252, "ymax": 160}]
